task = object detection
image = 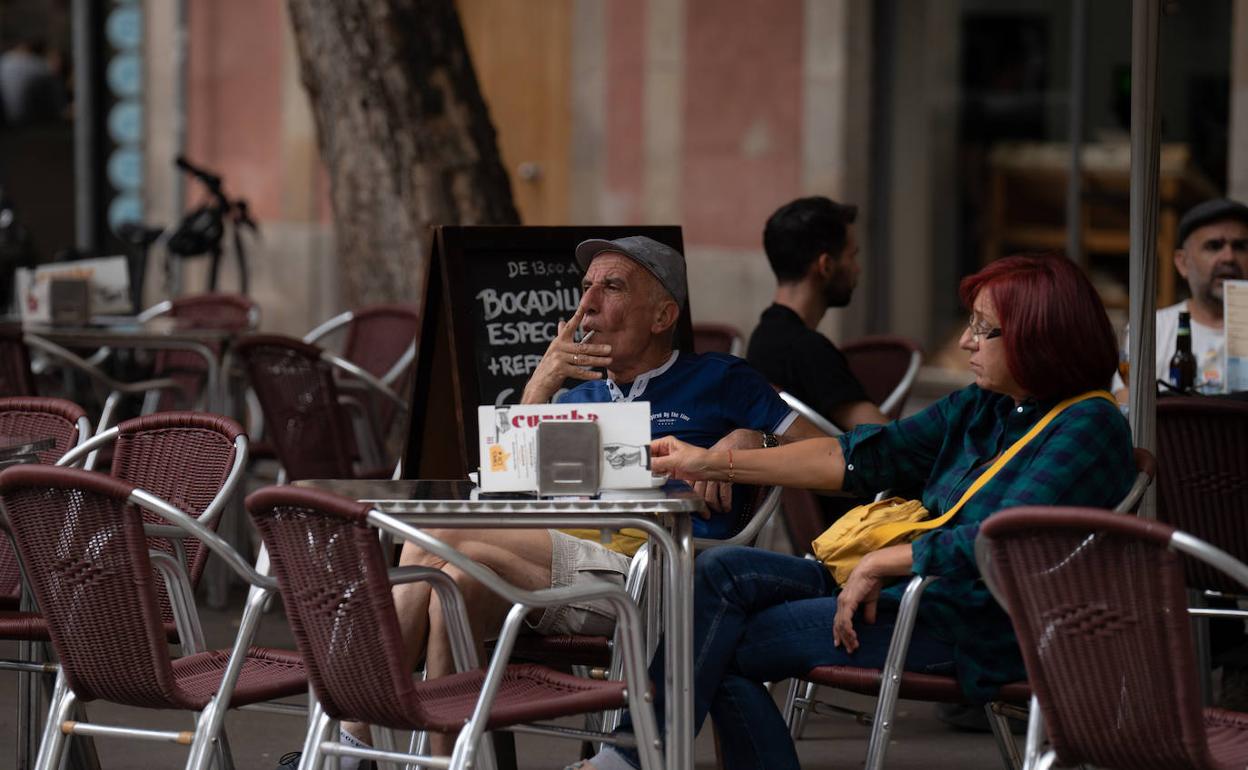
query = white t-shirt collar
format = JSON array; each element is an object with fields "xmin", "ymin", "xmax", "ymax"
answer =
[{"xmin": 606, "ymin": 351, "xmax": 680, "ymax": 402}]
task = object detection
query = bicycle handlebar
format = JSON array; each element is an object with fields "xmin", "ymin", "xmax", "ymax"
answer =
[{"xmin": 175, "ymin": 155, "xmax": 224, "ymax": 195}]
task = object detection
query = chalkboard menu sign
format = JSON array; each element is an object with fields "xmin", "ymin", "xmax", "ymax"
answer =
[{"xmin": 402, "ymin": 225, "xmax": 690, "ymax": 479}]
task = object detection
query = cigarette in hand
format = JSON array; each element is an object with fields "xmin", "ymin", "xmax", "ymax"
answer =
[{"xmin": 579, "ymin": 329, "xmax": 596, "ymax": 343}]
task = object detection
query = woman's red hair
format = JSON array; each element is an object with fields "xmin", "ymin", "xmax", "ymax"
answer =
[{"xmin": 959, "ymin": 254, "xmax": 1117, "ymax": 401}]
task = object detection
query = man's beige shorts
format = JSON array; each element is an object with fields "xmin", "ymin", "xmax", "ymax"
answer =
[{"xmin": 531, "ymin": 529, "xmax": 633, "ymax": 636}]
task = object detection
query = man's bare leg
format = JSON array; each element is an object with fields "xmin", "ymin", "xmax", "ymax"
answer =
[{"xmin": 341, "ymin": 528, "xmax": 556, "ymax": 749}]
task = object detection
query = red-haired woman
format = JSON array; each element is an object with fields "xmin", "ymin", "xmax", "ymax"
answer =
[{"xmin": 574, "ymin": 255, "xmax": 1135, "ymax": 770}]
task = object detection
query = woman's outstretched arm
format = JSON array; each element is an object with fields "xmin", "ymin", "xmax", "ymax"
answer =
[{"xmin": 651, "ymin": 434, "xmax": 846, "ymax": 491}]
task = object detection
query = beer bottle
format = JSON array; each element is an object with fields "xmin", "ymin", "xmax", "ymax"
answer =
[{"xmin": 1169, "ymin": 311, "xmax": 1196, "ymax": 393}]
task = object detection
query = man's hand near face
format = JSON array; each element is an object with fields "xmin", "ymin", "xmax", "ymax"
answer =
[{"xmin": 521, "ymin": 303, "xmax": 614, "ymax": 404}]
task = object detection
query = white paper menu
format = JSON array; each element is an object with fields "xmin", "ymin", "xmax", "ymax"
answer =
[
  {"xmin": 477, "ymin": 401, "xmax": 653, "ymax": 493},
  {"xmin": 1224, "ymin": 280, "xmax": 1248, "ymax": 393}
]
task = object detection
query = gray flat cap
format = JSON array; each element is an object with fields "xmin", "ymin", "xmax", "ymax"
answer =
[
  {"xmin": 1177, "ymin": 198, "xmax": 1248, "ymax": 247},
  {"xmin": 574, "ymin": 236, "xmax": 687, "ymax": 308}
]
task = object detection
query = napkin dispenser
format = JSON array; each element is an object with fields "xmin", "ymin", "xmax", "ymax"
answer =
[{"xmin": 536, "ymin": 421, "xmax": 600, "ymax": 496}]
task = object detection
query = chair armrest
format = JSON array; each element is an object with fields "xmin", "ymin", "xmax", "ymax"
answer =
[
  {"xmin": 879, "ymin": 350, "xmax": 922, "ymax": 419},
  {"xmin": 779, "ymin": 391, "xmax": 841, "ymax": 437},
  {"xmin": 302, "ymin": 311, "xmax": 353, "ymax": 346},
  {"xmin": 129, "ymin": 487, "xmax": 276, "ymax": 590},
  {"xmin": 322, "ymin": 351, "xmax": 409, "ymax": 414},
  {"xmin": 388, "ymin": 565, "xmax": 478, "ymax": 672},
  {"xmin": 693, "ymin": 485, "xmax": 783, "ymax": 551},
  {"xmin": 1112, "ymin": 470, "xmax": 1152, "ymax": 513}
]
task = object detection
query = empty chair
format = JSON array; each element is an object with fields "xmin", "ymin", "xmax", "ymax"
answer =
[
  {"xmin": 57, "ymin": 411, "xmax": 250, "ymax": 622},
  {"xmin": 234, "ymin": 334, "xmax": 408, "ymax": 481},
  {"xmin": 841, "ymin": 335, "xmax": 922, "ymax": 419},
  {"xmin": 247, "ymin": 485, "xmax": 660, "ymax": 770},
  {"xmin": 978, "ymin": 506, "xmax": 1248, "ymax": 770},
  {"xmin": 0, "ymin": 397, "xmax": 91, "ymax": 769},
  {"xmin": 692, "ymin": 322, "xmax": 744, "ymax": 356},
  {"xmin": 1155, "ymin": 397, "xmax": 1248, "ymax": 588},
  {"xmin": 0, "ymin": 397, "xmax": 91, "ymax": 608},
  {"xmin": 303, "ymin": 303, "xmax": 420, "ymax": 438},
  {"xmin": 0, "ymin": 464, "xmax": 305, "ymax": 770},
  {"xmin": 143, "ymin": 293, "xmax": 260, "ymax": 412},
  {"xmin": 303, "ymin": 303, "xmax": 419, "ymax": 387}
]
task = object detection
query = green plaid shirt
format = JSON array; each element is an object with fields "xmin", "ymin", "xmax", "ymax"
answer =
[{"xmin": 837, "ymin": 384, "xmax": 1135, "ymax": 701}]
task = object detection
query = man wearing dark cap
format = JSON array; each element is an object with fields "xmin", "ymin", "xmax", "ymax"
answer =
[
  {"xmin": 1113, "ymin": 198, "xmax": 1248, "ymax": 397},
  {"xmin": 343, "ymin": 236, "xmax": 818, "ymax": 759}
]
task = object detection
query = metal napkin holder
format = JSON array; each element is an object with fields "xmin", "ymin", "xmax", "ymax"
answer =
[{"xmin": 536, "ymin": 421, "xmax": 600, "ymax": 496}]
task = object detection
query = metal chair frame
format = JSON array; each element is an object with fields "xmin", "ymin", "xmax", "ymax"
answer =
[
  {"xmin": 23, "ymin": 333, "xmax": 188, "ymax": 433},
  {"xmin": 976, "ymin": 508, "xmax": 1248, "ymax": 770},
  {"xmin": 1, "ymin": 468, "xmax": 301, "ymax": 770},
  {"xmin": 252, "ymin": 493, "xmax": 663, "ymax": 770}
]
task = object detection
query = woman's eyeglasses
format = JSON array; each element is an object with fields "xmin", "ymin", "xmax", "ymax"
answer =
[{"xmin": 967, "ymin": 316, "xmax": 1002, "ymax": 342}]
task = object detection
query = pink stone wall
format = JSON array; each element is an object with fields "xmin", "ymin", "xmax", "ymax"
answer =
[
  {"xmin": 681, "ymin": 0, "xmax": 803, "ymax": 249},
  {"xmin": 605, "ymin": 0, "xmax": 646, "ymax": 224},
  {"xmin": 185, "ymin": 0, "xmax": 286, "ymax": 222}
]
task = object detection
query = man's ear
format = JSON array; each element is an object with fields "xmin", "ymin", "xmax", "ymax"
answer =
[
  {"xmin": 651, "ymin": 299, "xmax": 679, "ymax": 335},
  {"xmin": 1174, "ymin": 247, "xmax": 1190, "ymax": 280},
  {"xmin": 814, "ymin": 252, "xmax": 835, "ymax": 279}
]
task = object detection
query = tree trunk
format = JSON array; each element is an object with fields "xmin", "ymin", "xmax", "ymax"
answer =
[{"xmin": 286, "ymin": 0, "xmax": 520, "ymax": 307}]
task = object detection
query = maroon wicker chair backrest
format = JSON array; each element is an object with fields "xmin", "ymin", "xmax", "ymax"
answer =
[
  {"xmin": 691, "ymin": 323, "xmax": 742, "ymax": 356},
  {"xmin": 0, "ymin": 465, "xmax": 184, "ymax": 706},
  {"xmin": 981, "ymin": 507, "xmax": 1215, "ymax": 769},
  {"xmin": 0, "ymin": 324, "xmax": 36, "ymax": 397},
  {"xmin": 111, "ymin": 412, "xmax": 245, "ymax": 618},
  {"xmin": 1155, "ymin": 397, "xmax": 1248, "ymax": 593},
  {"xmin": 840, "ymin": 335, "xmax": 921, "ymax": 417},
  {"xmin": 0, "ymin": 397, "xmax": 88, "ymax": 603},
  {"xmin": 340, "ymin": 304, "xmax": 419, "ymax": 381},
  {"xmin": 247, "ymin": 486, "xmax": 420, "ymax": 727},
  {"xmin": 340, "ymin": 304, "xmax": 419, "ymax": 428},
  {"xmin": 234, "ymin": 334, "xmax": 357, "ymax": 481},
  {"xmin": 151, "ymin": 293, "xmax": 257, "ymax": 410}
]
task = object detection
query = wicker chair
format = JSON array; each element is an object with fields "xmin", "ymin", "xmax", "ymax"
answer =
[
  {"xmin": 247, "ymin": 485, "xmax": 661, "ymax": 770},
  {"xmin": 977, "ymin": 506, "xmax": 1248, "ymax": 770},
  {"xmin": 57, "ymin": 411, "xmax": 250, "ymax": 628},
  {"xmin": 841, "ymin": 335, "xmax": 923, "ymax": 420},
  {"xmin": 0, "ymin": 465, "xmax": 305, "ymax": 770},
  {"xmin": 234, "ymin": 334, "xmax": 408, "ymax": 482},
  {"xmin": 0, "ymin": 397, "xmax": 91, "ymax": 769},
  {"xmin": 0, "ymin": 397, "xmax": 92, "ymax": 608},
  {"xmin": 303, "ymin": 303, "xmax": 420, "ymax": 448},
  {"xmin": 1155, "ymin": 397, "xmax": 1248, "ymax": 693},
  {"xmin": 141, "ymin": 293, "xmax": 259, "ymax": 412},
  {"xmin": 691, "ymin": 322, "xmax": 744, "ymax": 357}
]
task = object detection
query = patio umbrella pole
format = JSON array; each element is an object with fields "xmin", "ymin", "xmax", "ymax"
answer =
[{"xmin": 1127, "ymin": 0, "xmax": 1163, "ymax": 519}]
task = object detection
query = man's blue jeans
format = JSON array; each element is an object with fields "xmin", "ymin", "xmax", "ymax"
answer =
[{"xmin": 610, "ymin": 546, "xmax": 955, "ymax": 770}]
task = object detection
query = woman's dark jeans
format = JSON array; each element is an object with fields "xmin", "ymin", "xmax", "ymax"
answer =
[{"xmin": 610, "ymin": 546, "xmax": 955, "ymax": 770}]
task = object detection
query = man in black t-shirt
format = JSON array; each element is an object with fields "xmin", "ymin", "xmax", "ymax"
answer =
[{"xmin": 747, "ymin": 196, "xmax": 887, "ymax": 431}]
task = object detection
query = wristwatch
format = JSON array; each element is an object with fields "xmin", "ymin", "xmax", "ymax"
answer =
[{"xmin": 761, "ymin": 432, "xmax": 779, "ymax": 449}]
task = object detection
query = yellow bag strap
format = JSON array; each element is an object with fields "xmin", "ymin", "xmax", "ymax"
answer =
[{"xmin": 869, "ymin": 389, "xmax": 1116, "ymax": 541}]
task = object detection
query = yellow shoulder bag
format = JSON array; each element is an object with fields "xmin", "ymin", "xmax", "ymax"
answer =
[{"xmin": 811, "ymin": 390, "xmax": 1114, "ymax": 586}]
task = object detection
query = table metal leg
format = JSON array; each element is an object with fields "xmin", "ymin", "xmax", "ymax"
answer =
[{"xmin": 661, "ymin": 514, "xmax": 695, "ymax": 770}]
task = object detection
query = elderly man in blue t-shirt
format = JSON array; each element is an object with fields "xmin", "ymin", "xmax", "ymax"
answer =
[{"xmin": 336, "ymin": 236, "xmax": 818, "ymax": 762}]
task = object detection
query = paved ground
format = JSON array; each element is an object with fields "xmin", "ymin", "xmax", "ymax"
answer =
[{"xmin": 0, "ymin": 586, "xmax": 1017, "ymax": 770}]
